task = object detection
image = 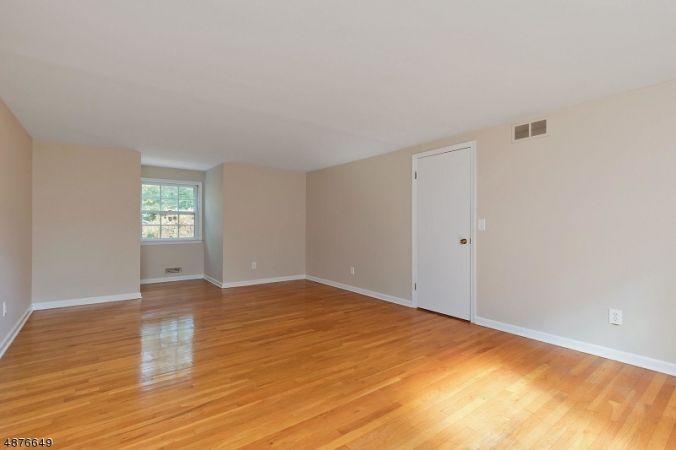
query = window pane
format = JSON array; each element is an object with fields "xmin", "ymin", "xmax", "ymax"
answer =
[
  {"xmin": 178, "ymin": 186, "xmax": 195, "ymax": 211},
  {"xmin": 142, "ymin": 225, "xmax": 160, "ymax": 239},
  {"xmin": 179, "ymin": 225, "xmax": 195, "ymax": 238},
  {"xmin": 142, "ymin": 212, "xmax": 160, "ymax": 225},
  {"xmin": 161, "ymin": 226, "xmax": 178, "ymax": 239},
  {"xmin": 141, "ymin": 182, "xmax": 200, "ymax": 241},
  {"xmin": 142, "ymin": 184, "xmax": 160, "ymax": 197},
  {"xmin": 161, "ymin": 213, "xmax": 178, "ymax": 225},
  {"xmin": 178, "ymin": 213, "xmax": 194, "ymax": 226},
  {"xmin": 142, "ymin": 184, "xmax": 161, "ymax": 211},
  {"xmin": 161, "ymin": 185, "xmax": 179, "ymax": 211}
]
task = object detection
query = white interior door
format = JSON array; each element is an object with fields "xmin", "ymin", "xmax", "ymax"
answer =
[{"xmin": 415, "ymin": 146, "xmax": 472, "ymax": 319}]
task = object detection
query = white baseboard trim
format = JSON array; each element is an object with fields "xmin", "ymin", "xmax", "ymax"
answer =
[
  {"xmin": 32, "ymin": 292, "xmax": 142, "ymax": 311},
  {"xmin": 0, "ymin": 306, "xmax": 33, "ymax": 359},
  {"xmin": 221, "ymin": 274, "xmax": 307, "ymax": 288},
  {"xmin": 141, "ymin": 274, "xmax": 204, "ymax": 285},
  {"xmin": 474, "ymin": 316, "xmax": 676, "ymax": 376},
  {"xmin": 306, "ymin": 275, "xmax": 413, "ymax": 308},
  {"xmin": 204, "ymin": 274, "xmax": 223, "ymax": 288}
]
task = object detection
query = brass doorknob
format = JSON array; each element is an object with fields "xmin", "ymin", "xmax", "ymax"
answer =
[{"xmin": 459, "ymin": 238, "xmax": 468, "ymax": 245}]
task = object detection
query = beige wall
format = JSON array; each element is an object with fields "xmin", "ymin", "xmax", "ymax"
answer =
[
  {"xmin": 306, "ymin": 149, "xmax": 411, "ymax": 297},
  {"xmin": 32, "ymin": 141, "xmax": 141, "ymax": 302},
  {"xmin": 204, "ymin": 164, "xmax": 224, "ymax": 283},
  {"xmin": 0, "ymin": 99, "xmax": 32, "ymax": 349},
  {"xmin": 142, "ymin": 166, "xmax": 205, "ymax": 183},
  {"xmin": 221, "ymin": 163, "xmax": 306, "ymax": 283},
  {"xmin": 141, "ymin": 243, "xmax": 204, "ymax": 280},
  {"xmin": 307, "ymin": 79, "xmax": 676, "ymax": 364},
  {"xmin": 140, "ymin": 165, "xmax": 205, "ymax": 281}
]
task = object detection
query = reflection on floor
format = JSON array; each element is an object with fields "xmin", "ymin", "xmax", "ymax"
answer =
[{"xmin": 140, "ymin": 316, "xmax": 194, "ymax": 387}]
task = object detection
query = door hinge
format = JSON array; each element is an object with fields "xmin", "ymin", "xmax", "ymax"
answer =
[
  {"xmin": 414, "ymin": 171, "xmax": 417, "ymax": 180},
  {"xmin": 414, "ymin": 282, "xmax": 417, "ymax": 290}
]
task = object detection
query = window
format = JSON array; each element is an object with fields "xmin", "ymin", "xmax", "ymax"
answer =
[{"xmin": 141, "ymin": 179, "xmax": 201, "ymax": 242}]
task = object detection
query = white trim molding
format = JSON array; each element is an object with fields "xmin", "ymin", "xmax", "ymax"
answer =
[
  {"xmin": 141, "ymin": 274, "xmax": 205, "ymax": 285},
  {"xmin": 141, "ymin": 240, "xmax": 203, "ymax": 246},
  {"xmin": 32, "ymin": 292, "xmax": 142, "ymax": 310},
  {"xmin": 306, "ymin": 275, "xmax": 413, "ymax": 308},
  {"xmin": 204, "ymin": 274, "xmax": 224, "ymax": 288},
  {"xmin": 221, "ymin": 274, "xmax": 306, "ymax": 288},
  {"xmin": 474, "ymin": 316, "xmax": 676, "ymax": 376},
  {"xmin": 203, "ymin": 274, "xmax": 306, "ymax": 289},
  {"xmin": 0, "ymin": 306, "xmax": 33, "ymax": 359}
]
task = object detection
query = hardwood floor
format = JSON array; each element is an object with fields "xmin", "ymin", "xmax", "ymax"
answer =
[{"xmin": 1, "ymin": 280, "xmax": 674, "ymax": 449}]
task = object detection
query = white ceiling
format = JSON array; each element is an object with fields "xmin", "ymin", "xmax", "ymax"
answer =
[{"xmin": 1, "ymin": 1, "xmax": 676, "ymax": 171}]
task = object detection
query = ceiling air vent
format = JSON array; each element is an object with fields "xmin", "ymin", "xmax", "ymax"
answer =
[{"xmin": 513, "ymin": 119, "xmax": 547, "ymax": 142}]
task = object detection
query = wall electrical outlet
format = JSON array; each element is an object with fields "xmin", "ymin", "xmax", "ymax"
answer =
[
  {"xmin": 2, "ymin": 301, "xmax": 6, "ymax": 317},
  {"xmin": 609, "ymin": 308, "xmax": 623, "ymax": 325},
  {"xmin": 350, "ymin": 266, "xmax": 355, "ymax": 276},
  {"xmin": 478, "ymin": 218, "xmax": 486, "ymax": 231},
  {"xmin": 251, "ymin": 261, "xmax": 257, "ymax": 270}
]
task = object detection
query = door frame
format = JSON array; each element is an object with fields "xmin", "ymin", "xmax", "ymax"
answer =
[{"xmin": 411, "ymin": 141, "xmax": 477, "ymax": 322}]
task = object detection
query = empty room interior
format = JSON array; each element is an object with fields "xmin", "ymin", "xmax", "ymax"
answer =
[{"xmin": 1, "ymin": 1, "xmax": 676, "ymax": 448}]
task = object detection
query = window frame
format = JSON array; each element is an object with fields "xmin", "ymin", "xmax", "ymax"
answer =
[{"xmin": 141, "ymin": 178, "xmax": 203, "ymax": 244}]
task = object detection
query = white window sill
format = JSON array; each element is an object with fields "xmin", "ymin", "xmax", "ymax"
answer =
[{"xmin": 141, "ymin": 240, "xmax": 203, "ymax": 246}]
